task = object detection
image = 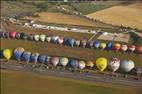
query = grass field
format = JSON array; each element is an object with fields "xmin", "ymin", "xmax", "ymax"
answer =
[
  {"xmin": 87, "ymin": 3, "xmax": 142, "ymax": 30},
  {"xmin": 1, "ymin": 70, "xmax": 141, "ymax": 94},
  {"xmin": 1, "ymin": 39, "xmax": 142, "ymax": 67}
]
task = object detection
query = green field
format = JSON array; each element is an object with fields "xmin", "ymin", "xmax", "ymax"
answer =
[
  {"xmin": 1, "ymin": 70, "xmax": 141, "ymax": 94},
  {"xmin": 1, "ymin": 39, "xmax": 142, "ymax": 67}
]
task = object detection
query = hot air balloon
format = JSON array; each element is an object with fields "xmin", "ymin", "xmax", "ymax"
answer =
[
  {"xmin": 137, "ymin": 46, "xmax": 142, "ymax": 54},
  {"xmin": 96, "ymin": 57, "xmax": 108, "ymax": 72},
  {"xmin": 100, "ymin": 42, "xmax": 106, "ymax": 49},
  {"xmin": 39, "ymin": 34, "xmax": 46, "ymax": 42},
  {"xmin": 107, "ymin": 42, "xmax": 113, "ymax": 50},
  {"xmin": 0, "ymin": 31, "xmax": 3, "ymax": 38},
  {"xmin": 9, "ymin": 31, "xmax": 16, "ymax": 38},
  {"xmin": 113, "ymin": 43, "xmax": 121, "ymax": 52},
  {"xmin": 3, "ymin": 49, "xmax": 12, "ymax": 60},
  {"xmin": 121, "ymin": 44, "xmax": 128, "ymax": 52},
  {"xmin": 93, "ymin": 41, "xmax": 100, "ymax": 49},
  {"xmin": 81, "ymin": 40, "xmax": 87, "ymax": 48},
  {"xmin": 120, "ymin": 60, "xmax": 135, "ymax": 72},
  {"xmin": 69, "ymin": 59, "xmax": 79, "ymax": 69},
  {"xmin": 108, "ymin": 57, "xmax": 120, "ymax": 72},
  {"xmin": 129, "ymin": 45, "xmax": 136, "ymax": 52},
  {"xmin": 86, "ymin": 61, "xmax": 94, "ymax": 68},
  {"xmin": 22, "ymin": 51, "xmax": 31, "ymax": 63},
  {"xmin": 31, "ymin": 53, "xmax": 39, "ymax": 64},
  {"xmin": 34, "ymin": 34, "xmax": 40, "ymax": 41},
  {"xmin": 15, "ymin": 32, "xmax": 21, "ymax": 39},
  {"xmin": 75, "ymin": 40, "xmax": 80, "ymax": 47},
  {"xmin": 67, "ymin": 38, "xmax": 75, "ymax": 47},
  {"xmin": 60, "ymin": 57, "xmax": 69, "ymax": 67},
  {"xmin": 0, "ymin": 49, "xmax": 3, "ymax": 58},
  {"xmin": 4, "ymin": 32, "xmax": 10, "ymax": 38},
  {"xmin": 46, "ymin": 36, "xmax": 51, "ymax": 42},
  {"xmin": 28, "ymin": 34, "xmax": 34, "ymax": 41},
  {"xmin": 89, "ymin": 41, "xmax": 94, "ymax": 48},
  {"xmin": 50, "ymin": 57, "xmax": 60, "ymax": 66},
  {"xmin": 51, "ymin": 36, "xmax": 59, "ymax": 43},
  {"xmin": 22, "ymin": 34, "xmax": 28, "ymax": 40},
  {"xmin": 57, "ymin": 37, "xmax": 64, "ymax": 45},
  {"xmin": 14, "ymin": 47, "xmax": 25, "ymax": 61},
  {"xmin": 45, "ymin": 56, "xmax": 51, "ymax": 65},
  {"xmin": 78, "ymin": 60, "xmax": 86, "ymax": 70},
  {"xmin": 38, "ymin": 55, "xmax": 46, "ymax": 64}
]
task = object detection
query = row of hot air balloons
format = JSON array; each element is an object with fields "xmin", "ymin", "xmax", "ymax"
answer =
[
  {"xmin": 0, "ymin": 47, "xmax": 136, "ymax": 73},
  {"xmin": 1, "ymin": 31, "xmax": 142, "ymax": 54}
]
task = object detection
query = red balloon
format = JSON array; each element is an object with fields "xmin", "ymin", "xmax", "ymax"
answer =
[
  {"xmin": 137, "ymin": 46, "xmax": 142, "ymax": 54},
  {"xmin": 129, "ymin": 44, "xmax": 136, "ymax": 52},
  {"xmin": 10, "ymin": 31, "xmax": 17, "ymax": 38}
]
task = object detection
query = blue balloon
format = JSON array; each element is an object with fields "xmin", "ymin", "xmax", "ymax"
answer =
[
  {"xmin": 14, "ymin": 51, "xmax": 24, "ymax": 60},
  {"xmin": 38, "ymin": 55, "xmax": 46, "ymax": 64},
  {"xmin": 69, "ymin": 59, "xmax": 78, "ymax": 69},
  {"xmin": 107, "ymin": 42, "xmax": 113, "ymax": 50},
  {"xmin": 0, "ymin": 49, "xmax": 3, "ymax": 58},
  {"xmin": 22, "ymin": 52, "xmax": 31, "ymax": 62},
  {"xmin": 31, "ymin": 53, "xmax": 39, "ymax": 63},
  {"xmin": 0, "ymin": 32, "xmax": 3, "ymax": 38},
  {"xmin": 93, "ymin": 40, "xmax": 100, "ymax": 48}
]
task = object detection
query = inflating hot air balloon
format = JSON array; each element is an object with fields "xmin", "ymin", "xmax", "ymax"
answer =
[
  {"xmin": 75, "ymin": 40, "xmax": 80, "ymax": 47},
  {"xmin": 51, "ymin": 36, "xmax": 59, "ymax": 43},
  {"xmin": 15, "ymin": 32, "xmax": 21, "ymax": 39},
  {"xmin": 39, "ymin": 34, "xmax": 46, "ymax": 42},
  {"xmin": 31, "ymin": 53, "xmax": 39, "ymax": 64},
  {"xmin": 3, "ymin": 49, "xmax": 12, "ymax": 60},
  {"xmin": 22, "ymin": 51, "xmax": 31, "ymax": 63},
  {"xmin": 14, "ymin": 47, "xmax": 25, "ymax": 61},
  {"xmin": 81, "ymin": 40, "xmax": 87, "ymax": 48},
  {"xmin": 120, "ymin": 60, "xmax": 135, "ymax": 72},
  {"xmin": 108, "ymin": 57, "xmax": 120, "ymax": 72},
  {"xmin": 64, "ymin": 38, "xmax": 75, "ymax": 47},
  {"xmin": 100, "ymin": 42, "xmax": 106, "ymax": 49},
  {"xmin": 107, "ymin": 42, "xmax": 113, "ymax": 50},
  {"xmin": 50, "ymin": 57, "xmax": 60, "ymax": 66},
  {"xmin": 0, "ymin": 31, "xmax": 3, "ymax": 38},
  {"xmin": 28, "ymin": 34, "xmax": 34, "ymax": 41},
  {"xmin": 34, "ymin": 34, "xmax": 40, "ymax": 41},
  {"xmin": 113, "ymin": 43, "xmax": 121, "ymax": 52},
  {"xmin": 45, "ymin": 56, "xmax": 51, "ymax": 65},
  {"xmin": 121, "ymin": 44, "xmax": 128, "ymax": 52},
  {"xmin": 137, "ymin": 46, "xmax": 142, "ymax": 54},
  {"xmin": 69, "ymin": 59, "xmax": 78, "ymax": 69},
  {"xmin": 129, "ymin": 45, "xmax": 136, "ymax": 52},
  {"xmin": 46, "ymin": 36, "xmax": 51, "ymax": 42},
  {"xmin": 86, "ymin": 61, "xmax": 94, "ymax": 68},
  {"xmin": 60, "ymin": 57, "xmax": 69, "ymax": 67},
  {"xmin": 22, "ymin": 34, "xmax": 28, "ymax": 40},
  {"xmin": 4, "ymin": 32, "xmax": 10, "ymax": 38},
  {"xmin": 0, "ymin": 49, "xmax": 3, "ymax": 58},
  {"xmin": 93, "ymin": 41, "xmax": 100, "ymax": 49},
  {"xmin": 78, "ymin": 61, "xmax": 86, "ymax": 70},
  {"xmin": 96, "ymin": 57, "xmax": 108, "ymax": 72},
  {"xmin": 89, "ymin": 41, "xmax": 94, "ymax": 48},
  {"xmin": 57, "ymin": 37, "xmax": 64, "ymax": 45},
  {"xmin": 38, "ymin": 55, "xmax": 46, "ymax": 64},
  {"xmin": 9, "ymin": 31, "xmax": 16, "ymax": 38}
]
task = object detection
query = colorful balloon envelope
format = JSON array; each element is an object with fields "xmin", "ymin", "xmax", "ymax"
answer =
[
  {"xmin": 108, "ymin": 57, "xmax": 120, "ymax": 72},
  {"xmin": 129, "ymin": 45, "xmax": 136, "ymax": 52},
  {"xmin": 69, "ymin": 59, "xmax": 78, "ymax": 69},
  {"xmin": 96, "ymin": 57, "xmax": 108, "ymax": 72},
  {"xmin": 14, "ymin": 47, "xmax": 25, "ymax": 61},
  {"xmin": 22, "ymin": 51, "xmax": 31, "ymax": 62},
  {"xmin": 68, "ymin": 38, "xmax": 75, "ymax": 47},
  {"xmin": 60, "ymin": 57, "xmax": 69, "ymax": 67},
  {"xmin": 15, "ymin": 32, "xmax": 21, "ymax": 39},
  {"xmin": 89, "ymin": 41, "xmax": 94, "ymax": 48},
  {"xmin": 31, "ymin": 53, "xmax": 40, "ymax": 63},
  {"xmin": 51, "ymin": 36, "xmax": 59, "ymax": 43},
  {"xmin": 34, "ymin": 34, "xmax": 40, "ymax": 41},
  {"xmin": 78, "ymin": 60, "xmax": 86, "ymax": 70},
  {"xmin": 137, "ymin": 46, "xmax": 142, "ymax": 54},
  {"xmin": 39, "ymin": 34, "xmax": 46, "ymax": 42},
  {"xmin": 9, "ymin": 31, "xmax": 16, "ymax": 38},
  {"xmin": 46, "ymin": 37, "xmax": 51, "ymax": 42},
  {"xmin": 75, "ymin": 40, "xmax": 80, "ymax": 47},
  {"xmin": 45, "ymin": 56, "xmax": 51, "ymax": 64},
  {"xmin": 107, "ymin": 42, "xmax": 113, "ymax": 50},
  {"xmin": 93, "ymin": 41, "xmax": 100, "ymax": 49},
  {"xmin": 100, "ymin": 42, "xmax": 106, "ymax": 49},
  {"xmin": 4, "ymin": 32, "xmax": 10, "ymax": 38},
  {"xmin": 113, "ymin": 43, "xmax": 121, "ymax": 51},
  {"xmin": 22, "ymin": 34, "xmax": 28, "ymax": 40},
  {"xmin": 38, "ymin": 55, "xmax": 46, "ymax": 64},
  {"xmin": 81, "ymin": 40, "xmax": 87, "ymax": 48},
  {"xmin": 120, "ymin": 60, "xmax": 135, "ymax": 72},
  {"xmin": 86, "ymin": 61, "xmax": 94, "ymax": 68},
  {"xmin": 28, "ymin": 34, "xmax": 34, "ymax": 41},
  {"xmin": 3, "ymin": 49, "xmax": 12, "ymax": 60},
  {"xmin": 58, "ymin": 37, "xmax": 64, "ymax": 45},
  {"xmin": 50, "ymin": 57, "xmax": 60, "ymax": 66},
  {"xmin": 121, "ymin": 44, "xmax": 128, "ymax": 52}
]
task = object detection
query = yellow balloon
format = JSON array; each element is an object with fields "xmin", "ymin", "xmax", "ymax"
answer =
[
  {"xmin": 3, "ymin": 49, "xmax": 12, "ymax": 60},
  {"xmin": 96, "ymin": 57, "xmax": 108, "ymax": 72}
]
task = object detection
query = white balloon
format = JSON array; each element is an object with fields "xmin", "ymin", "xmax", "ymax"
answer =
[
  {"xmin": 78, "ymin": 61, "xmax": 86, "ymax": 70},
  {"xmin": 108, "ymin": 57, "xmax": 120, "ymax": 72},
  {"xmin": 120, "ymin": 60, "xmax": 135, "ymax": 72},
  {"xmin": 34, "ymin": 34, "xmax": 39, "ymax": 41},
  {"xmin": 46, "ymin": 37, "xmax": 51, "ymax": 42},
  {"xmin": 51, "ymin": 57, "xmax": 60, "ymax": 66},
  {"xmin": 39, "ymin": 34, "xmax": 46, "ymax": 42},
  {"xmin": 60, "ymin": 57, "xmax": 69, "ymax": 67}
]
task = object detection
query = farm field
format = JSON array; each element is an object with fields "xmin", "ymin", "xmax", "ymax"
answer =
[
  {"xmin": 1, "ymin": 70, "xmax": 141, "ymax": 94},
  {"xmin": 1, "ymin": 39, "xmax": 142, "ymax": 67},
  {"xmin": 87, "ymin": 3, "xmax": 142, "ymax": 30}
]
